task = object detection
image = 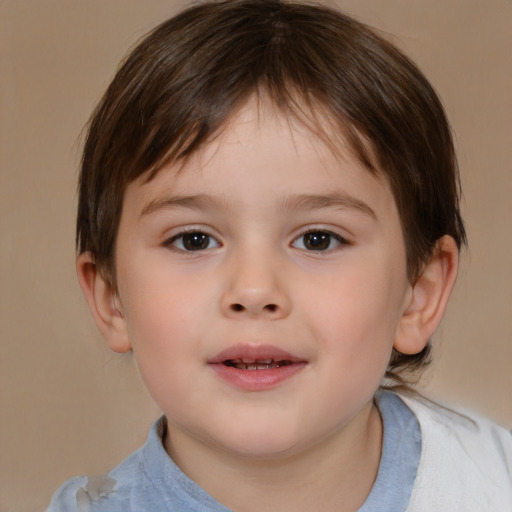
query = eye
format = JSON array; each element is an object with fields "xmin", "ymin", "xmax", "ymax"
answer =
[
  {"xmin": 167, "ymin": 231, "xmax": 220, "ymax": 252},
  {"xmin": 292, "ymin": 230, "xmax": 346, "ymax": 251}
]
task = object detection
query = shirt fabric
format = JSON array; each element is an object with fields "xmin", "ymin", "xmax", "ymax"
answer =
[
  {"xmin": 47, "ymin": 391, "xmax": 512, "ymax": 511},
  {"xmin": 400, "ymin": 393, "xmax": 512, "ymax": 511}
]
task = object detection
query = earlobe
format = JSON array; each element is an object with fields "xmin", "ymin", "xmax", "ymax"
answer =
[
  {"xmin": 76, "ymin": 252, "xmax": 132, "ymax": 353},
  {"xmin": 394, "ymin": 236, "xmax": 459, "ymax": 355}
]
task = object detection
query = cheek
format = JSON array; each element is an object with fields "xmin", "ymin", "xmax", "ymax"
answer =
[
  {"xmin": 120, "ymin": 285, "xmax": 207, "ymax": 414},
  {"xmin": 117, "ymin": 264, "xmax": 215, "ymax": 383},
  {"xmin": 119, "ymin": 254, "xmax": 214, "ymax": 337},
  {"xmin": 304, "ymin": 258, "xmax": 406, "ymax": 360}
]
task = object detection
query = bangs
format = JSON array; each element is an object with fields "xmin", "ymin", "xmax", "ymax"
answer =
[{"xmin": 119, "ymin": 6, "xmax": 380, "ymax": 182}]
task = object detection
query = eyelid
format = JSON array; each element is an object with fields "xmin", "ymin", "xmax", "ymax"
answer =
[
  {"xmin": 292, "ymin": 224, "xmax": 351, "ymax": 242},
  {"xmin": 163, "ymin": 226, "xmax": 223, "ymax": 252},
  {"xmin": 291, "ymin": 227, "xmax": 350, "ymax": 252}
]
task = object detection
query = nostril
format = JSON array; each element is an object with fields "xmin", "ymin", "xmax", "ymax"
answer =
[{"xmin": 229, "ymin": 303, "xmax": 278, "ymax": 313}]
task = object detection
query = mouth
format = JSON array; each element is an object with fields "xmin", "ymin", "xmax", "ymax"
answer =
[
  {"xmin": 222, "ymin": 358, "xmax": 295, "ymax": 370},
  {"xmin": 208, "ymin": 345, "xmax": 306, "ymax": 390}
]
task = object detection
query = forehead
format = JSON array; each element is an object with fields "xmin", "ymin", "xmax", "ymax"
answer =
[
  {"xmin": 142, "ymin": 91, "xmax": 380, "ymax": 182},
  {"xmin": 123, "ymin": 98, "xmax": 397, "ymax": 225}
]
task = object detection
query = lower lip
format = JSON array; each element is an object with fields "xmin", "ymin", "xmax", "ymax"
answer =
[{"xmin": 209, "ymin": 362, "xmax": 306, "ymax": 391}]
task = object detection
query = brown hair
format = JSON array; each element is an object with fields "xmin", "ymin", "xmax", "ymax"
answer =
[{"xmin": 77, "ymin": 0, "xmax": 466, "ymax": 386}]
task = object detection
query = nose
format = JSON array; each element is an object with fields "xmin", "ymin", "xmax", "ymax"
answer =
[{"xmin": 220, "ymin": 250, "xmax": 291, "ymax": 320}]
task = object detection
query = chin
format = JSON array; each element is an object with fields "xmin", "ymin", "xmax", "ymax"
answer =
[{"xmin": 209, "ymin": 424, "xmax": 309, "ymax": 460}]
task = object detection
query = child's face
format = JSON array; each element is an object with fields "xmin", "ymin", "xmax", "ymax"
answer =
[{"xmin": 113, "ymin": 99, "xmax": 413, "ymax": 459}]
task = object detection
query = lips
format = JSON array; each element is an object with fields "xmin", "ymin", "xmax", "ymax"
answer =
[
  {"xmin": 209, "ymin": 344, "xmax": 302, "ymax": 365},
  {"xmin": 223, "ymin": 358, "xmax": 294, "ymax": 370},
  {"xmin": 208, "ymin": 344, "xmax": 306, "ymax": 390}
]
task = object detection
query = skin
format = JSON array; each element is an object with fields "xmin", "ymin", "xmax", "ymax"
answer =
[{"xmin": 78, "ymin": 98, "xmax": 458, "ymax": 512}]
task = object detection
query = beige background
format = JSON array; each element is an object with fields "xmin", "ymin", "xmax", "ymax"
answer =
[{"xmin": 1, "ymin": 1, "xmax": 511, "ymax": 511}]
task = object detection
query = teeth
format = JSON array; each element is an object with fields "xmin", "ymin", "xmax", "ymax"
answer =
[
  {"xmin": 223, "ymin": 359, "xmax": 293, "ymax": 370},
  {"xmin": 239, "ymin": 358, "xmax": 275, "ymax": 364},
  {"xmin": 243, "ymin": 362, "xmax": 274, "ymax": 370}
]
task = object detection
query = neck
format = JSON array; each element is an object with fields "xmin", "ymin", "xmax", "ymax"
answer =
[{"xmin": 165, "ymin": 401, "xmax": 383, "ymax": 512}]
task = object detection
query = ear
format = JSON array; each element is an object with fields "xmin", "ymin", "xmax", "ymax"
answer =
[
  {"xmin": 394, "ymin": 235, "xmax": 459, "ymax": 355},
  {"xmin": 76, "ymin": 252, "xmax": 132, "ymax": 353}
]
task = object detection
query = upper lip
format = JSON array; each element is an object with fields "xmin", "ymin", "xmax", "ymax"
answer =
[{"xmin": 208, "ymin": 344, "xmax": 305, "ymax": 364}]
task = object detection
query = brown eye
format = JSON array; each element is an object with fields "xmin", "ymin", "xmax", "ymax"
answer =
[
  {"xmin": 303, "ymin": 232, "xmax": 331, "ymax": 250},
  {"xmin": 292, "ymin": 231, "xmax": 345, "ymax": 251},
  {"xmin": 182, "ymin": 233, "xmax": 210, "ymax": 250},
  {"xmin": 169, "ymin": 231, "xmax": 219, "ymax": 251}
]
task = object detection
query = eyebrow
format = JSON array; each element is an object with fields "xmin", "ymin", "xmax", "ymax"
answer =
[
  {"xmin": 280, "ymin": 193, "xmax": 377, "ymax": 219},
  {"xmin": 140, "ymin": 192, "xmax": 377, "ymax": 219},
  {"xmin": 140, "ymin": 194, "xmax": 228, "ymax": 217}
]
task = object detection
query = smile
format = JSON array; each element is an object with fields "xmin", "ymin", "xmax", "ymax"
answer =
[
  {"xmin": 208, "ymin": 345, "xmax": 306, "ymax": 391},
  {"xmin": 223, "ymin": 358, "xmax": 294, "ymax": 370}
]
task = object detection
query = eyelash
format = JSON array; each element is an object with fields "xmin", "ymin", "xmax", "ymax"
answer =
[
  {"xmin": 164, "ymin": 228, "xmax": 349, "ymax": 254},
  {"xmin": 164, "ymin": 229, "xmax": 221, "ymax": 253},
  {"xmin": 291, "ymin": 229, "xmax": 349, "ymax": 253}
]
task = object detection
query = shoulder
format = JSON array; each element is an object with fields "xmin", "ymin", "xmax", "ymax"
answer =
[
  {"xmin": 46, "ymin": 445, "xmax": 147, "ymax": 512},
  {"xmin": 47, "ymin": 476, "xmax": 88, "ymax": 512},
  {"xmin": 402, "ymin": 393, "xmax": 512, "ymax": 456},
  {"xmin": 398, "ymin": 393, "xmax": 512, "ymax": 511},
  {"xmin": 47, "ymin": 416, "xmax": 231, "ymax": 512}
]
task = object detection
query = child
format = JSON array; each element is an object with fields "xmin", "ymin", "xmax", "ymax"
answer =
[{"xmin": 48, "ymin": 0, "xmax": 512, "ymax": 510}]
